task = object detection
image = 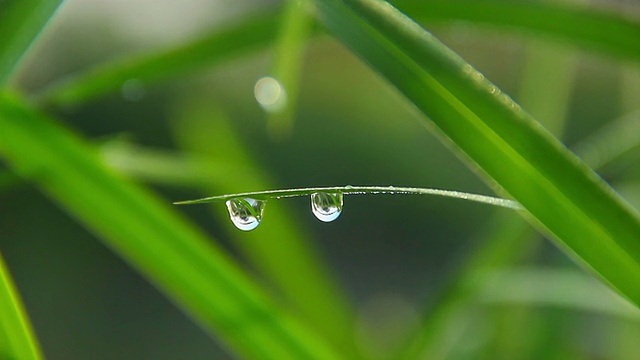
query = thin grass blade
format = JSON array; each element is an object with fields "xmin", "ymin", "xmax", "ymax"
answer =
[{"xmin": 0, "ymin": 253, "xmax": 42, "ymax": 360}]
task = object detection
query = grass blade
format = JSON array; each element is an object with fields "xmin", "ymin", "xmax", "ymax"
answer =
[
  {"xmin": 395, "ymin": 0, "xmax": 640, "ymax": 61},
  {"xmin": 397, "ymin": 35, "xmax": 580, "ymax": 360},
  {"xmin": 0, "ymin": 92, "xmax": 340, "ymax": 359},
  {"xmin": 35, "ymin": 11, "xmax": 282, "ymax": 108},
  {"xmin": 0, "ymin": 253, "xmax": 42, "ymax": 360},
  {"xmin": 314, "ymin": 0, "xmax": 640, "ymax": 307},
  {"xmin": 174, "ymin": 185, "xmax": 521, "ymax": 209},
  {"xmin": 0, "ymin": 0, "xmax": 64, "ymax": 85}
]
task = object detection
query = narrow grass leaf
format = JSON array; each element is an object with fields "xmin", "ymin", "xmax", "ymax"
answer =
[
  {"xmin": 314, "ymin": 0, "xmax": 640, "ymax": 308},
  {"xmin": 35, "ymin": 11, "xmax": 282, "ymax": 108},
  {"xmin": 398, "ymin": 36, "xmax": 580, "ymax": 359},
  {"xmin": 0, "ymin": 253, "xmax": 42, "ymax": 360},
  {"xmin": 0, "ymin": 0, "xmax": 64, "ymax": 84},
  {"xmin": 478, "ymin": 268, "xmax": 640, "ymax": 320},
  {"xmin": 395, "ymin": 0, "xmax": 640, "ymax": 62},
  {"xmin": 0, "ymin": 92, "xmax": 340, "ymax": 360}
]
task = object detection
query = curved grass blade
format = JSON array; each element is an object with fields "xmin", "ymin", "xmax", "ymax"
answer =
[
  {"xmin": 0, "ymin": 0, "xmax": 64, "ymax": 85},
  {"xmin": 174, "ymin": 185, "xmax": 521, "ymax": 209},
  {"xmin": 395, "ymin": 0, "xmax": 640, "ymax": 62},
  {"xmin": 313, "ymin": 0, "xmax": 640, "ymax": 307},
  {"xmin": 0, "ymin": 92, "xmax": 341, "ymax": 360},
  {"xmin": 0, "ymin": 253, "xmax": 42, "ymax": 360},
  {"xmin": 35, "ymin": 11, "xmax": 282, "ymax": 108}
]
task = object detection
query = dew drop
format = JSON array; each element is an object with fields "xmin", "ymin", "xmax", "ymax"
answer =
[
  {"xmin": 225, "ymin": 198, "xmax": 266, "ymax": 231},
  {"xmin": 311, "ymin": 192, "xmax": 343, "ymax": 222}
]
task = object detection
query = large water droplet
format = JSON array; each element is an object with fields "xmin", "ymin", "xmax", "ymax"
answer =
[
  {"xmin": 225, "ymin": 198, "xmax": 266, "ymax": 231},
  {"xmin": 311, "ymin": 192, "xmax": 343, "ymax": 222}
]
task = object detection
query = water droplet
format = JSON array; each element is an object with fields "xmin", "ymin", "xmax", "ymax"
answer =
[
  {"xmin": 225, "ymin": 198, "xmax": 266, "ymax": 231},
  {"xmin": 254, "ymin": 77, "xmax": 287, "ymax": 112},
  {"xmin": 311, "ymin": 192, "xmax": 343, "ymax": 222}
]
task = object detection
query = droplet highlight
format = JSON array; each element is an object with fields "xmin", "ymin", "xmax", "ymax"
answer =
[
  {"xmin": 311, "ymin": 192, "xmax": 343, "ymax": 222},
  {"xmin": 254, "ymin": 76, "xmax": 287, "ymax": 112},
  {"xmin": 225, "ymin": 198, "xmax": 266, "ymax": 231}
]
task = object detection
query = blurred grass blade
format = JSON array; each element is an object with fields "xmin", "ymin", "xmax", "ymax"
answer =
[
  {"xmin": 0, "ymin": 92, "xmax": 340, "ymax": 360},
  {"xmin": 0, "ymin": 0, "xmax": 64, "ymax": 85},
  {"xmin": 478, "ymin": 268, "xmax": 640, "ymax": 320},
  {"xmin": 35, "ymin": 2, "xmax": 640, "ymax": 110},
  {"xmin": 35, "ymin": 11, "xmax": 283, "ymax": 108},
  {"xmin": 0, "ymin": 253, "xmax": 42, "ymax": 360},
  {"xmin": 395, "ymin": 0, "xmax": 640, "ymax": 61},
  {"xmin": 314, "ymin": 0, "xmax": 640, "ymax": 307},
  {"xmin": 574, "ymin": 110, "xmax": 640, "ymax": 171},
  {"xmin": 171, "ymin": 103, "xmax": 358, "ymax": 356},
  {"xmin": 266, "ymin": 0, "xmax": 313, "ymax": 139}
]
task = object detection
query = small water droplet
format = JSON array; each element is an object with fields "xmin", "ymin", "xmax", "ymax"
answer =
[
  {"xmin": 311, "ymin": 192, "xmax": 343, "ymax": 222},
  {"xmin": 225, "ymin": 198, "xmax": 266, "ymax": 231}
]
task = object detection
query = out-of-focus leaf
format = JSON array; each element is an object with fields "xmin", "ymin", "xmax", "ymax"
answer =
[
  {"xmin": 0, "ymin": 253, "xmax": 42, "ymax": 360},
  {"xmin": 0, "ymin": 92, "xmax": 341, "ymax": 360},
  {"xmin": 0, "ymin": 0, "xmax": 64, "ymax": 84}
]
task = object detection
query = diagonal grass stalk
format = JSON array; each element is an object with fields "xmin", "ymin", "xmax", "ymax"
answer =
[
  {"xmin": 313, "ymin": 0, "xmax": 640, "ymax": 308},
  {"xmin": 0, "ymin": 252, "xmax": 42, "ymax": 360}
]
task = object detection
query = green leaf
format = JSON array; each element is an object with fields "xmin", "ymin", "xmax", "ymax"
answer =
[
  {"xmin": 397, "ymin": 36, "xmax": 580, "ymax": 360},
  {"xmin": 395, "ymin": 0, "xmax": 640, "ymax": 61},
  {"xmin": 35, "ymin": 11, "xmax": 283, "ymax": 108},
  {"xmin": 0, "ymin": 0, "xmax": 64, "ymax": 85},
  {"xmin": 0, "ymin": 253, "xmax": 42, "ymax": 360},
  {"xmin": 0, "ymin": 92, "xmax": 340, "ymax": 360},
  {"xmin": 313, "ymin": 0, "xmax": 640, "ymax": 309}
]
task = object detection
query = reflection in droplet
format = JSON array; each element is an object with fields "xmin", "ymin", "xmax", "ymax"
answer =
[
  {"xmin": 311, "ymin": 192, "xmax": 343, "ymax": 222},
  {"xmin": 225, "ymin": 198, "xmax": 266, "ymax": 231},
  {"xmin": 121, "ymin": 79, "xmax": 146, "ymax": 101},
  {"xmin": 254, "ymin": 76, "xmax": 287, "ymax": 112}
]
